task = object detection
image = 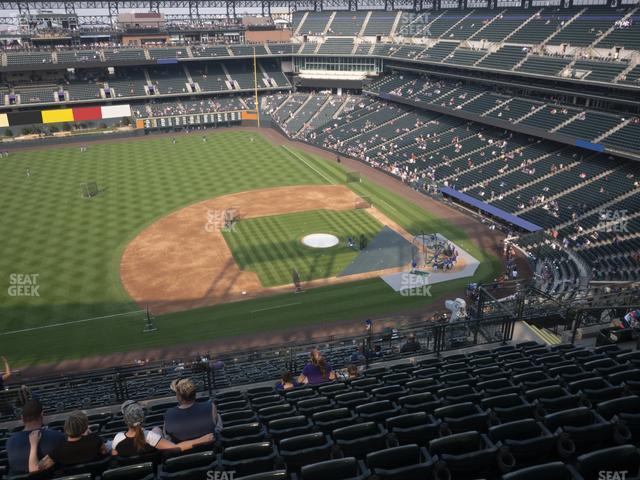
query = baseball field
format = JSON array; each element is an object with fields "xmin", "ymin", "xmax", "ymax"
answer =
[{"xmin": 0, "ymin": 130, "xmax": 503, "ymax": 367}]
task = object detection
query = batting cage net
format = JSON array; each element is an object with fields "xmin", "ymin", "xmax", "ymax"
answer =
[{"xmin": 80, "ymin": 181, "xmax": 99, "ymax": 199}]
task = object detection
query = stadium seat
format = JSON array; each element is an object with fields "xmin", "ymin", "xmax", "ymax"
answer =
[
  {"xmin": 332, "ymin": 422, "xmax": 389, "ymax": 458},
  {"xmin": 251, "ymin": 395, "xmax": 285, "ymax": 409},
  {"xmin": 385, "ymin": 412, "xmax": 444, "ymax": 446},
  {"xmin": 293, "ymin": 457, "xmax": 367, "ymax": 480},
  {"xmin": 258, "ymin": 404, "xmax": 297, "ymax": 423},
  {"xmin": 428, "ymin": 431, "xmax": 514, "ymax": 479},
  {"xmin": 278, "ymin": 432, "xmax": 335, "ymax": 471},
  {"xmin": 159, "ymin": 451, "xmax": 217, "ymax": 478},
  {"xmin": 236, "ymin": 471, "xmax": 288, "ymax": 480},
  {"xmin": 544, "ymin": 407, "xmax": 629, "ymax": 454},
  {"xmin": 220, "ymin": 441, "xmax": 280, "ymax": 477},
  {"xmin": 220, "ymin": 409, "xmax": 259, "ymax": 427},
  {"xmin": 433, "ymin": 402, "xmax": 493, "ymax": 433},
  {"xmin": 501, "ymin": 462, "xmax": 579, "ymax": 480},
  {"xmin": 102, "ymin": 462, "xmax": 155, "ymax": 480},
  {"xmin": 296, "ymin": 396, "xmax": 334, "ymax": 416},
  {"xmin": 365, "ymin": 444, "xmax": 434, "ymax": 480},
  {"xmin": 57, "ymin": 457, "xmax": 111, "ymax": 478},
  {"xmin": 488, "ymin": 418, "xmax": 562, "ymax": 466},
  {"xmin": 575, "ymin": 445, "xmax": 640, "ymax": 480},
  {"xmin": 567, "ymin": 376, "xmax": 624, "ymax": 403},
  {"xmin": 268, "ymin": 415, "xmax": 314, "ymax": 442},
  {"xmin": 312, "ymin": 408, "xmax": 357, "ymax": 434},
  {"xmin": 218, "ymin": 422, "xmax": 268, "ymax": 447},
  {"xmin": 354, "ymin": 400, "xmax": 401, "ymax": 422},
  {"xmin": 397, "ymin": 392, "xmax": 443, "ymax": 414},
  {"xmin": 334, "ymin": 391, "xmax": 372, "ymax": 408}
]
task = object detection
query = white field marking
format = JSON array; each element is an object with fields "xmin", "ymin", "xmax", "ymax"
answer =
[
  {"xmin": 250, "ymin": 302, "xmax": 302, "ymax": 313},
  {"xmin": 282, "ymin": 146, "xmax": 334, "ymax": 184},
  {"xmin": 0, "ymin": 310, "xmax": 145, "ymax": 336}
]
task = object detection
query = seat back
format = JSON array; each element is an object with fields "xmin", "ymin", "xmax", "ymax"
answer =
[
  {"xmin": 429, "ymin": 431, "xmax": 483, "ymax": 456},
  {"xmin": 299, "ymin": 457, "xmax": 361, "ymax": 480},
  {"xmin": 163, "ymin": 451, "xmax": 216, "ymax": 474},
  {"xmin": 576, "ymin": 445, "xmax": 640, "ymax": 479},
  {"xmin": 102, "ymin": 462, "xmax": 154, "ymax": 480},
  {"xmin": 488, "ymin": 419, "xmax": 541, "ymax": 442}
]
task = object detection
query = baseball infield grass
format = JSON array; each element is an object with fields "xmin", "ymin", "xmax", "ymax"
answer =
[
  {"xmin": 0, "ymin": 130, "xmax": 503, "ymax": 367},
  {"xmin": 223, "ymin": 209, "xmax": 383, "ymax": 286}
]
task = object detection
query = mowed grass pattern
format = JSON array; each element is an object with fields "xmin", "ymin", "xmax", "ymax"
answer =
[
  {"xmin": 0, "ymin": 131, "xmax": 324, "ymax": 334},
  {"xmin": 223, "ymin": 209, "xmax": 382, "ymax": 286},
  {"xmin": 0, "ymin": 132, "xmax": 502, "ymax": 367}
]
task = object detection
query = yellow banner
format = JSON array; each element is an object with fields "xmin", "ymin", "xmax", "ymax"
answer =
[{"xmin": 41, "ymin": 109, "xmax": 74, "ymax": 124}]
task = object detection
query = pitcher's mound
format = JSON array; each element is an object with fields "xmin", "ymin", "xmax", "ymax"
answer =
[{"xmin": 302, "ymin": 233, "xmax": 339, "ymax": 249}]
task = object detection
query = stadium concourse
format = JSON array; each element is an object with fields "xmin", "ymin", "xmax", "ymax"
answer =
[{"xmin": 1, "ymin": 0, "xmax": 640, "ymax": 478}]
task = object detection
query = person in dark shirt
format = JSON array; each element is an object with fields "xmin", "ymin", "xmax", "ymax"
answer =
[
  {"xmin": 28, "ymin": 410, "xmax": 108, "ymax": 473},
  {"xmin": 7, "ymin": 399, "xmax": 64, "ymax": 476},
  {"xmin": 163, "ymin": 378, "xmax": 222, "ymax": 443},
  {"xmin": 112, "ymin": 400, "xmax": 212, "ymax": 457},
  {"xmin": 400, "ymin": 333, "xmax": 422, "ymax": 353},
  {"xmin": 298, "ymin": 349, "xmax": 335, "ymax": 385},
  {"xmin": 275, "ymin": 371, "xmax": 300, "ymax": 391}
]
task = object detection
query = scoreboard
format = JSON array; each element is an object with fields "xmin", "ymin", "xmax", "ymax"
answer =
[{"xmin": 137, "ymin": 110, "xmax": 244, "ymax": 129}]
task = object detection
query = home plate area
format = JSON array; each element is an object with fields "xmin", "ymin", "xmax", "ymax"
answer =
[{"xmin": 381, "ymin": 234, "xmax": 480, "ymax": 293}]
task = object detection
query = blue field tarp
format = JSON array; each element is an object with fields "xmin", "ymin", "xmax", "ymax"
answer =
[{"xmin": 440, "ymin": 186, "xmax": 543, "ymax": 232}]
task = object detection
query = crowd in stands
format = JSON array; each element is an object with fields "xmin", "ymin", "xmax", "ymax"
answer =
[
  {"xmin": 134, "ymin": 96, "xmax": 252, "ymax": 118},
  {"xmin": 5, "ymin": 377, "xmax": 219, "ymax": 476}
]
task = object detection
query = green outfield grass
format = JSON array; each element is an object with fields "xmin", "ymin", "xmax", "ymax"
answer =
[
  {"xmin": 0, "ymin": 131, "xmax": 503, "ymax": 367},
  {"xmin": 223, "ymin": 209, "xmax": 382, "ymax": 286}
]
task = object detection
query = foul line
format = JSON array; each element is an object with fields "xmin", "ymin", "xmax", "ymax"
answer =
[
  {"xmin": 250, "ymin": 302, "xmax": 302, "ymax": 313},
  {"xmin": 0, "ymin": 310, "xmax": 145, "ymax": 336},
  {"xmin": 282, "ymin": 146, "xmax": 334, "ymax": 185}
]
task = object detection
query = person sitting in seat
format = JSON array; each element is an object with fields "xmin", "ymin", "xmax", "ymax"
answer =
[
  {"xmin": 298, "ymin": 349, "xmax": 335, "ymax": 385},
  {"xmin": 400, "ymin": 333, "xmax": 421, "ymax": 353},
  {"xmin": 112, "ymin": 400, "xmax": 213, "ymax": 457},
  {"xmin": 275, "ymin": 371, "xmax": 299, "ymax": 392},
  {"xmin": 7, "ymin": 399, "xmax": 65, "ymax": 476},
  {"xmin": 28, "ymin": 410, "xmax": 108, "ymax": 473},
  {"xmin": 163, "ymin": 378, "xmax": 222, "ymax": 443}
]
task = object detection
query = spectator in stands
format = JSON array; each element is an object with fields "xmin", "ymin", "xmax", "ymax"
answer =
[
  {"xmin": 400, "ymin": 333, "xmax": 421, "ymax": 353},
  {"xmin": 163, "ymin": 378, "xmax": 222, "ymax": 443},
  {"xmin": 298, "ymin": 349, "xmax": 335, "ymax": 385},
  {"xmin": 0, "ymin": 356, "xmax": 11, "ymax": 390},
  {"xmin": 7, "ymin": 399, "xmax": 65, "ymax": 476},
  {"xmin": 112, "ymin": 400, "xmax": 212, "ymax": 457},
  {"xmin": 275, "ymin": 371, "xmax": 299, "ymax": 391},
  {"xmin": 28, "ymin": 410, "xmax": 108, "ymax": 473},
  {"xmin": 346, "ymin": 364, "xmax": 359, "ymax": 380}
]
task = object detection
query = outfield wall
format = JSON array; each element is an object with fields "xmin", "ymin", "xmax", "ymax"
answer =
[
  {"xmin": 0, "ymin": 105, "xmax": 132, "ymax": 127},
  {"xmin": 135, "ymin": 110, "xmax": 257, "ymax": 129}
]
